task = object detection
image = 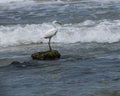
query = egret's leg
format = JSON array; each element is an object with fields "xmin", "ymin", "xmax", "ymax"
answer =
[{"xmin": 48, "ymin": 37, "xmax": 52, "ymax": 51}]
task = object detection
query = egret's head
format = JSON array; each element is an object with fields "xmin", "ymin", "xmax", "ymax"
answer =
[{"xmin": 52, "ymin": 20, "xmax": 62, "ymax": 25}]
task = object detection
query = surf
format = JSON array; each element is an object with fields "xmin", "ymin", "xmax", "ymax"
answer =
[{"xmin": 0, "ymin": 20, "xmax": 120, "ymax": 47}]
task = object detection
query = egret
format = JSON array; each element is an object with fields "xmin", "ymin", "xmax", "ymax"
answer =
[{"xmin": 44, "ymin": 20, "xmax": 62, "ymax": 51}]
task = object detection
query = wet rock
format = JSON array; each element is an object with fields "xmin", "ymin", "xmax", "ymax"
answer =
[
  {"xmin": 11, "ymin": 61, "xmax": 38, "ymax": 68},
  {"xmin": 113, "ymin": 78, "xmax": 120, "ymax": 81},
  {"xmin": 11, "ymin": 61, "xmax": 20, "ymax": 65},
  {"xmin": 31, "ymin": 50, "xmax": 61, "ymax": 60}
]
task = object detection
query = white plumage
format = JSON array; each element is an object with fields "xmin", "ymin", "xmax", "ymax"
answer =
[
  {"xmin": 44, "ymin": 28, "xmax": 57, "ymax": 39},
  {"xmin": 44, "ymin": 20, "xmax": 61, "ymax": 51}
]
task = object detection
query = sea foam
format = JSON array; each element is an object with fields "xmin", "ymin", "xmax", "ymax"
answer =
[{"xmin": 0, "ymin": 20, "xmax": 120, "ymax": 47}]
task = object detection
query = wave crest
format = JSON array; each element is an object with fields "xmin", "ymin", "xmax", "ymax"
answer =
[{"xmin": 0, "ymin": 20, "xmax": 120, "ymax": 47}]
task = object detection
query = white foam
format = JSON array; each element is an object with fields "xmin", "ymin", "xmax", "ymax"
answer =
[{"xmin": 0, "ymin": 20, "xmax": 120, "ymax": 47}]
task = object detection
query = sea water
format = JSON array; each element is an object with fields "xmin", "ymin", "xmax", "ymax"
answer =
[{"xmin": 0, "ymin": 0, "xmax": 120, "ymax": 96}]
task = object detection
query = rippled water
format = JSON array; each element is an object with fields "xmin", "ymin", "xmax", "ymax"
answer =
[
  {"xmin": 0, "ymin": 0, "xmax": 120, "ymax": 96},
  {"xmin": 0, "ymin": 43, "xmax": 120, "ymax": 96}
]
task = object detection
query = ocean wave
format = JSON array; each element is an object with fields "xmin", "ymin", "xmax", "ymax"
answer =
[{"xmin": 0, "ymin": 20, "xmax": 120, "ymax": 47}]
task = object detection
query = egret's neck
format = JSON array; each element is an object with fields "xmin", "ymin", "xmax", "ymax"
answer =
[
  {"xmin": 53, "ymin": 24, "xmax": 56, "ymax": 28},
  {"xmin": 53, "ymin": 24, "xmax": 57, "ymax": 29}
]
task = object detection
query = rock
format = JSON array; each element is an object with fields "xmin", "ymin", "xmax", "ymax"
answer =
[
  {"xmin": 31, "ymin": 50, "xmax": 61, "ymax": 60},
  {"xmin": 11, "ymin": 61, "xmax": 38, "ymax": 68},
  {"xmin": 11, "ymin": 61, "xmax": 20, "ymax": 65}
]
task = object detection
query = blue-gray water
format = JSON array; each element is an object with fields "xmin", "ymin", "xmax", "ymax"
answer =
[{"xmin": 0, "ymin": 0, "xmax": 120, "ymax": 96}]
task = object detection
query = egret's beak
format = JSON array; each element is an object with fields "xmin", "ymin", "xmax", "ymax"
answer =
[
  {"xmin": 56, "ymin": 21, "xmax": 62, "ymax": 25},
  {"xmin": 52, "ymin": 20, "xmax": 62, "ymax": 25},
  {"xmin": 57, "ymin": 22, "xmax": 62, "ymax": 25}
]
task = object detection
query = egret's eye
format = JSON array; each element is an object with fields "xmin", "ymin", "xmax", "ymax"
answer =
[{"xmin": 52, "ymin": 21, "xmax": 62, "ymax": 25}]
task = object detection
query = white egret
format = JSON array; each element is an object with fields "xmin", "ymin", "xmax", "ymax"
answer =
[{"xmin": 44, "ymin": 20, "xmax": 61, "ymax": 51}]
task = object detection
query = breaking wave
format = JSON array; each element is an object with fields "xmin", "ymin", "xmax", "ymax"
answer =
[{"xmin": 0, "ymin": 20, "xmax": 120, "ymax": 47}]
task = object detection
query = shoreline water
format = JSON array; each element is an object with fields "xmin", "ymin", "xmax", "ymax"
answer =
[
  {"xmin": 0, "ymin": 0, "xmax": 120, "ymax": 96},
  {"xmin": 0, "ymin": 42, "xmax": 120, "ymax": 66},
  {"xmin": 0, "ymin": 42, "xmax": 120, "ymax": 96},
  {"xmin": 1, "ymin": 19, "xmax": 120, "ymax": 48}
]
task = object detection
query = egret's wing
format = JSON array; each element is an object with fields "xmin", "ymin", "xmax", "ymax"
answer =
[{"xmin": 44, "ymin": 28, "xmax": 57, "ymax": 38}]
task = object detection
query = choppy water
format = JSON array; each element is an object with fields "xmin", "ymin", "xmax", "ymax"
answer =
[{"xmin": 0, "ymin": 0, "xmax": 120, "ymax": 96}]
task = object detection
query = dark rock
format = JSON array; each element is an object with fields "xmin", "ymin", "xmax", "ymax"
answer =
[
  {"xmin": 113, "ymin": 78, "xmax": 120, "ymax": 81},
  {"xmin": 31, "ymin": 50, "xmax": 61, "ymax": 60},
  {"xmin": 11, "ymin": 61, "xmax": 20, "ymax": 65},
  {"xmin": 11, "ymin": 61, "xmax": 38, "ymax": 68}
]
